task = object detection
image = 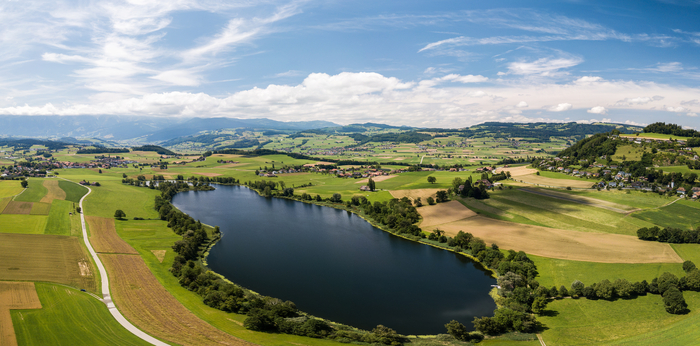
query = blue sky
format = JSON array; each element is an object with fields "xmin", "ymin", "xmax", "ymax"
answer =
[{"xmin": 0, "ymin": 0, "xmax": 699, "ymax": 128}]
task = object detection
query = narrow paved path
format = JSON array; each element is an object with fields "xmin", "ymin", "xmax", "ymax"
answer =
[{"xmin": 74, "ymin": 181, "xmax": 169, "ymax": 346}]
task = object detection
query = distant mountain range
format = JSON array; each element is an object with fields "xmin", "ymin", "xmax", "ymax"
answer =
[{"xmin": 0, "ymin": 115, "xmax": 338, "ymax": 142}]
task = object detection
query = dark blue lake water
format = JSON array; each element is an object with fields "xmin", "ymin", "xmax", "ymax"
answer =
[{"xmin": 171, "ymin": 185, "xmax": 495, "ymax": 335}]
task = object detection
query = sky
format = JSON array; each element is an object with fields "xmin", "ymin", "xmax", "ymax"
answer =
[{"xmin": 0, "ymin": 0, "xmax": 699, "ymax": 128}]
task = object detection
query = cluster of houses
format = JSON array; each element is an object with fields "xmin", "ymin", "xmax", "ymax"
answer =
[{"xmin": 677, "ymin": 187, "xmax": 700, "ymax": 199}]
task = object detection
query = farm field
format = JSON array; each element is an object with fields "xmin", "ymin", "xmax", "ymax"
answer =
[
  {"xmin": 13, "ymin": 178, "xmax": 48, "ymax": 202},
  {"xmin": 559, "ymin": 189, "xmax": 674, "ymax": 209},
  {"xmin": 514, "ymin": 173, "xmax": 594, "ymax": 189},
  {"xmin": 44, "ymin": 200, "xmax": 73, "ymax": 236},
  {"xmin": 539, "ymin": 291, "xmax": 700, "ymax": 346},
  {"xmin": 0, "ymin": 180, "xmax": 23, "ymax": 198},
  {"xmin": 632, "ymin": 200, "xmax": 700, "ymax": 230},
  {"xmin": 0, "ymin": 215, "xmax": 48, "ymax": 234},
  {"xmin": 0, "ymin": 233, "xmax": 96, "ymax": 292},
  {"xmin": 40, "ymin": 179, "xmax": 67, "ymax": 203},
  {"xmin": 429, "ymin": 213, "xmax": 682, "ymax": 263},
  {"xmin": 58, "ymin": 180, "xmax": 88, "ymax": 203},
  {"xmin": 0, "ymin": 281, "xmax": 42, "ymax": 346},
  {"xmin": 99, "ymin": 253, "xmax": 254, "ymax": 346},
  {"xmin": 86, "ymin": 216, "xmax": 138, "ymax": 254},
  {"xmin": 418, "ymin": 200, "xmax": 476, "ymax": 227},
  {"xmin": 29, "ymin": 202, "xmax": 51, "ymax": 215},
  {"xmin": 3, "ymin": 201, "xmax": 33, "ymax": 214}
]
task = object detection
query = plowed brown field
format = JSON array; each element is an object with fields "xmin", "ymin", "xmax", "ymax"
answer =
[
  {"xmin": 86, "ymin": 216, "xmax": 138, "ymax": 254},
  {"xmin": 430, "ymin": 215, "xmax": 683, "ymax": 264},
  {"xmin": 0, "ymin": 282, "xmax": 41, "ymax": 346},
  {"xmin": 2, "ymin": 201, "xmax": 32, "ymax": 214},
  {"xmin": 100, "ymin": 254, "xmax": 254, "ymax": 346}
]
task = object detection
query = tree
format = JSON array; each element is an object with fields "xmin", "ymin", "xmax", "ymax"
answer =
[
  {"xmin": 114, "ymin": 209, "xmax": 126, "ymax": 220},
  {"xmin": 531, "ymin": 296, "xmax": 548, "ymax": 315},
  {"xmin": 683, "ymin": 260, "xmax": 697, "ymax": 273},
  {"xmin": 76, "ymin": 207, "xmax": 81, "ymax": 213},
  {"xmin": 435, "ymin": 190, "xmax": 448, "ymax": 203},
  {"xmin": 368, "ymin": 177, "xmax": 376, "ymax": 192},
  {"xmin": 658, "ymin": 272, "xmax": 679, "ymax": 295},
  {"xmin": 426, "ymin": 197, "xmax": 435, "ymax": 205},
  {"xmin": 444, "ymin": 320, "xmax": 469, "ymax": 341},
  {"xmin": 663, "ymin": 287, "xmax": 688, "ymax": 314},
  {"xmin": 20, "ymin": 180, "xmax": 28, "ymax": 188},
  {"xmin": 330, "ymin": 193, "xmax": 342, "ymax": 203},
  {"xmin": 427, "ymin": 176, "xmax": 436, "ymax": 184},
  {"xmin": 570, "ymin": 280, "xmax": 585, "ymax": 297}
]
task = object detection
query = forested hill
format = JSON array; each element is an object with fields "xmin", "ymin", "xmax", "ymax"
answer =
[
  {"xmin": 557, "ymin": 132, "xmax": 619, "ymax": 162},
  {"xmin": 425, "ymin": 122, "xmax": 642, "ymax": 142},
  {"xmin": 644, "ymin": 122, "xmax": 700, "ymax": 138}
]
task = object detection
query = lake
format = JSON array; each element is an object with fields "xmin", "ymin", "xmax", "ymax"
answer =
[{"xmin": 171, "ymin": 185, "xmax": 496, "ymax": 335}]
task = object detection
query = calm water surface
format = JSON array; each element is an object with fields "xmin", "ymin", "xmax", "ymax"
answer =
[{"xmin": 172, "ymin": 185, "xmax": 495, "ymax": 335}]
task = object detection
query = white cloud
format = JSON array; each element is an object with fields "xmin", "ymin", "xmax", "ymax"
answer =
[
  {"xmin": 666, "ymin": 106, "xmax": 687, "ymax": 112},
  {"xmin": 575, "ymin": 76, "xmax": 602, "ymax": 83},
  {"xmin": 438, "ymin": 74, "xmax": 488, "ymax": 83},
  {"xmin": 502, "ymin": 56, "xmax": 583, "ymax": 76},
  {"xmin": 150, "ymin": 70, "xmax": 202, "ymax": 86},
  {"xmin": 516, "ymin": 101, "xmax": 528, "ymax": 108},
  {"xmin": 273, "ymin": 70, "xmax": 304, "ymax": 78},
  {"xmin": 615, "ymin": 96, "xmax": 664, "ymax": 106},
  {"xmin": 548, "ymin": 103, "xmax": 573, "ymax": 112},
  {"xmin": 687, "ymin": 112, "xmax": 698, "ymax": 117},
  {"xmin": 587, "ymin": 106, "xmax": 607, "ymax": 114}
]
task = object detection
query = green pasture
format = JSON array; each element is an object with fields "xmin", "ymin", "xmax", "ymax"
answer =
[
  {"xmin": 30, "ymin": 202, "xmax": 52, "ymax": 215},
  {"xmin": 532, "ymin": 255, "xmax": 685, "ymax": 289},
  {"xmin": 480, "ymin": 189, "xmax": 652, "ymax": 235},
  {"xmin": 0, "ymin": 197, "xmax": 10, "ymax": 212},
  {"xmin": 632, "ymin": 200, "xmax": 700, "ymax": 230},
  {"xmin": 44, "ymin": 199, "xmax": 74, "ymax": 236},
  {"xmin": 0, "ymin": 214, "xmax": 49, "ymax": 234},
  {"xmin": 0, "ymin": 179, "xmax": 24, "ymax": 198},
  {"xmin": 14, "ymin": 178, "xmax": 48, "ymax": 202},
  {"xmin": 12, "ymin": 282, "xmax": 151, "ymax": 346},
  {"xmin": 58, "ymin": 170, "xmax": 161, "ymax": 219},
  {"xmin": 560, "ymin": 189, "xmax": 673, "ymax": 209},
  {"xmin": 657, "ymin": 165, "xmax": 699, "ymax": 174},
  {"xmin": 458, "ymin": 197, "xmax": 544, "ymax": 226},
  {"xmin": 620, "ymin": 133, "xmax": 691, "ymax": 141},
  {"xmin": 539, "ymin": 291, "xmax": 700, "ymax": 346},
  {"xmin": 59, "ymin": 180, "xmax": 89, "ymax": 203},
  {"xmin": 613, "ymin": 144, "xmax": 649, "ymax": 161},
  {"xmin": 537, "ymin": 170, "xmax": 594, "ymax": 182}
]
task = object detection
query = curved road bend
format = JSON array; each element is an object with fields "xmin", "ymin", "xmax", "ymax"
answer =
[{"xmin": 75, "ymin": 182, "xmax": 170, "ymax": 346}]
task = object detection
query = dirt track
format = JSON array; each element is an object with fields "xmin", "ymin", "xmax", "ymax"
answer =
[{"xmin": 430, "ymin": 215, "xmax": 682, "ymax": 264}]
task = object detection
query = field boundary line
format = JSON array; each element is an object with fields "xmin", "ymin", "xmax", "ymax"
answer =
[
  {"xmin": 537, "ymin": 334, "xmax": 546, "ymax": 346},
  {"xmin": 12, "ymin": 187, "xmax": 27, "ymax": 201},
  {"xmin": 67, "ymin": 178, "xmax": 170, "ymax": 346}
]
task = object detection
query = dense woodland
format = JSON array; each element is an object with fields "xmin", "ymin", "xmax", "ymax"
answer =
[
  {"xmin": 131, "ymin": 145, "xmax": 176, "ymax": 155},
  {"xmin": 644, "ymin": 122, "xmax": 700, "ymax": 138}
]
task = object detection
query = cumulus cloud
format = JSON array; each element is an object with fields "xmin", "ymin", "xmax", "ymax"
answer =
[
  {"xmin": 587, "ymin": 106, "xmax": 607, "ymax": 114},
  {"xmin": 548, "ymin": 103, "xmax": 573, "ymax": 112},
  {"xmin": 615, "ymin": 95, "xmax": 664, "ymax": 106},
  {"xmin": 575, "ymin": 76, "xmax": 603, "ymax": 83},
  {"xmin": 516, "ymin": 101, "xmax": 528, "ymax": 108},
  {"xmin": 666, "ymin": 106, "xmax": 687, "ymax": 112},
  {"xmin": 439, "ymin": 74, "xmax": 488, "ymax": 83},
  {"xmin": 687, "ymin": 113, "xmax": 698, "ymax": 117}
]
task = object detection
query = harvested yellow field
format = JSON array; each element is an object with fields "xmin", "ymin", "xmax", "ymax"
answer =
[
  {"xmin": 194, "ymin": 172, "xmax": 222, "ymax": 177},
  {"xmin": 0, "ymin": 233, "xmax": 96, "ymax": 291},
  {"xmin": 100, "ymin": 254, "xmax": 254, "ymax": 346},
  {"xmin": 2, "ymin": 201, "xmax": 33, "ymax": 214},
  {"xmin": 0, "ymin": 282, "xmax": 42, "ymax": 346},
  {"xmin": 40, "ymin": 179, "xmax": 66, "ymax": 203},
  {"xmin": 418, "ymin": 200, "xmax": 476, "ymax": 227},
  {"xmin": 355, "ymin": 175, "xmax": 397, "ymax": 184},
  {"xmin": 515, "ymin": 174, "xmax": 594, "ymax": 189},
  {"xmin": 431, "ymin": 216, "xmax": 682, "ymax": 264},
  {"xmin": 86, "ymin": 216, "xmax": 138, "ymax": 254},
  {"xmin": 495, "ymin": 166, "xmax": 537, "ymax": 177},
  {"xmin": 390, "ymin": 188, "xmax": 439, "ymax": 201},
  {"xmin": 150, "ymin": 250, "xmax": 166, "ymax": 263},
  {"xmin": 0, "ymin": 181, "xmax": 24, "ymax": 199}
]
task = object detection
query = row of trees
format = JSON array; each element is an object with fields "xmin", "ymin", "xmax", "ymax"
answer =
[{"xmin": 637, "ymin": 226, "xmax": 700, "ymax": 244}]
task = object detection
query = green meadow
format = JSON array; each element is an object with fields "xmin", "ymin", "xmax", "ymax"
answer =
[
  {"xmin": 44, "ymin": 199, "xmax": 74, "ymax": 236},
  {"xmin": 632, "ymin": 200, "xmax": 700, "ymax": 230},
  {"xmin": 12, "ymin": 283, "xmax": 151, "ymax": 346},
  {"xmin": 0, "ymin": 214, "xmax": 48, "ymax": 234},
  {"xmin": 59, "ymin": 180, "xmax": 89, "ymax": 203},
  {"xmin": 14, "ymin": 178, "xmax": 48, "ymax": 202}
]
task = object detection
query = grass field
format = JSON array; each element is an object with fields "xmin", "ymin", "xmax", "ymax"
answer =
[
  {"xmin": 44, "ymin": 200, "xmax": 73, "ymax": 236},
  {"xmin": 3, "ymin": 201, "xmax": 33, "ymax": 214},
  {"xmin": 0, "ymin": 180, "xmax": 23, "ymax": 198},
  {"xmin": 0, "ymin": 197, "xmax": 10, "ymax": 213},
  {"xmin": 29, "ymin": 202, "xmax": 51, "ymax": 215},
  {"xmin": 0, "ymin": 215, "xmax": 48, "ymax": 234},
  {"xmin": 560, "ymin": 189, "xmax": 674, "ymax": 209},
  {"xmin": 540, "ymin": 291, "xmax": 700, "ymax": 345},
  {"xmin": 632, "ymin": 201, "xmax": 700, "ymax": 230},
  {"xmin": 14, "ymin": 178, "xmax": 48, "ymax": 202},
  {"xmin": 0, "ymin": 281, "xmax": 42, "ymax": 346},
  {"xmin": 12, "ymin": 283, "xmax": 150, "ymax": 346},
  {"xmin": 40, "ymin": 179, "xmax": 66, "ymax": 203},
  {"xmin": 86, "ymin": 216, "xmax": 138, "ymax": 254},
  {"xmin": 0, "ymin": 233, "xmax": 96, "ymax": 292},
  {"xmin": 100, "ymin": 253, "xmax": 254, "ymax": 346},
  {"xmin": 58, "ymin": 180, "xmax": 88, "ymax": 203},
  {"xmin": 515, "ymin": 173, "xmax": 594, "ymax": 189}
]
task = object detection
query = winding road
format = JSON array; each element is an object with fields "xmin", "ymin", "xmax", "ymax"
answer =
[{"xmin": 74, "ymin": 181, "xmax": 169, "ymax": 346}]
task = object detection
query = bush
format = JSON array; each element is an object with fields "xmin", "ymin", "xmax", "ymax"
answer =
[{"xmin": 663, "ymin": 287, "xmax": 688, "ymax": 314}]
